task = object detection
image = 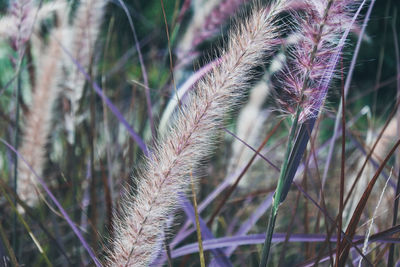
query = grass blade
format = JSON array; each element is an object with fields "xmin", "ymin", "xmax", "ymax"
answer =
[
  {"xmin": 179, "ymin": 195, "xmax": 233, "ymax": 266},
  {"xmin": 0, "ymin": 219, "xmax": 18, "ymax": 267}
]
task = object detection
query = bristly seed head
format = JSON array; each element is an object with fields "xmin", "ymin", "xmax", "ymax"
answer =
[
  {"xmin": 106, "ymin": 1, "xmax": 290, "ymax": 265},
  {"xmin": 276, "ymin": 0, "xmax": 358, "ymax": 122},
  {"xmin": 9, "ymin": 0, "xmax": 33, "ymax": 55}
]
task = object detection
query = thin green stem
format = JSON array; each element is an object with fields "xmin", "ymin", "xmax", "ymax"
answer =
[
  {"xmin": 259, "ymin": 107, "xmax": 300, "ymax": 267},
  {"xmin": 260, "ymin": 204, "xmax": 278, "ymax": 267}
]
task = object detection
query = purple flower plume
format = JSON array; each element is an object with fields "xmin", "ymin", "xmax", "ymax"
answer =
[{"xmin": 277, "ymin": 0, "xmax": 358, "ymax": 121}]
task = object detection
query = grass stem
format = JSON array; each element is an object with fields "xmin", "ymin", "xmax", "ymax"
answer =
[
  {"xmin": 260, "ymin": 108, "xmax": 300, "ymax": 266},
  {"xmin": 190, "ymin": 171, "xmax": 205, "ymax": 267}
]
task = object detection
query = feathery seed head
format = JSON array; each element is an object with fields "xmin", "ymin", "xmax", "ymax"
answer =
[
  {"xmin": 63, "ymin": 0, "xmax": 106, "ymax": 143},
  {"xmin": 192, "ymin": 0, "xmax": 249, "ymax": 47},
  {"xmin": 107, "ymin": 3, "xmax": 288, "ymax": 265},
  {"xmin": 9, "ymin": 0, "xmax": 33, "ymax": 54},
  {"xmin": 17, "ymin": 27, "xmax": 65, "ymax": 210},
  {"xmin": 276, "ymin": 0, "xmax": 358, "ymax": 121}
]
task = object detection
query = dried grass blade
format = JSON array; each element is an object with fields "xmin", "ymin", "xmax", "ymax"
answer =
[
  {"xmin": 338, "ymin": 139, "xmax": 400, "ymax": 265},
  {"xmin": 343, "ymin": 102, "xmax": 400, "ymax": 209},
  {"xmin": 293, "ymin": 182, "xmax": 372, "ymax": 266}
]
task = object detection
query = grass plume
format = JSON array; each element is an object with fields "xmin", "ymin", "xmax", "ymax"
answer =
[
  {"xmin": 106, "ymin": 2, "xmax": 287, "ymax": 265},
  {"xmin": 17, "ymin": 26, "xmax": 64, "ymax": 209},
  {"xmin": 63, "ymin": 0, "xmax": 106, "ymax": 143}
]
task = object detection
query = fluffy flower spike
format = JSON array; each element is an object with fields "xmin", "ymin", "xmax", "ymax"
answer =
[
  {"xmin": 9, "ymin": 0, "xmax": 33, "ymax": 54},
  {"xmin": 277, "ymin": 0, "xmax": 357, "ymax": 121},
  {"xmin": 107, "ymin": 1, "xmax": 289, "ymax": 265}
]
